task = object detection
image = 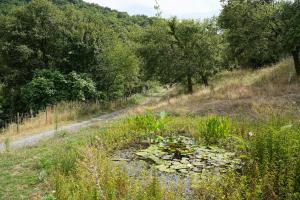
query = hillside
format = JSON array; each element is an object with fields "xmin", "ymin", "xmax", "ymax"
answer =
[
  {"xmin": 151, "ymin": 59, "xmax": 300, "ymax": 118},
  {"xmin": 0, "ymin": 0, "xmax": 151, "ymax": 27}
]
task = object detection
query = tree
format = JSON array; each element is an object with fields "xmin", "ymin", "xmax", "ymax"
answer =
[
  {"xmin": 219, "ymin": 0, "xmax": 281, "ymax": 68},
  {"xmin": 169, "ymin": 18, "xmax": 223, "ymax": 92},
  {"xmin": 0, "ymin": 0, "xmax": 62, "ymax": 114},
  {"xmin": 140, "ymin": 18, "xmax": 223, "ymax": 93},
  {"xmin": 278, "ymin": 0, "xmax": 300, "ymax": 75},
  {"xmin": 92, "ymin": 39, "xmax": 140, "ymax": 100},
  {"xmin": 0, "ymin": 0, "xmax": 145, "ymax": 126}
]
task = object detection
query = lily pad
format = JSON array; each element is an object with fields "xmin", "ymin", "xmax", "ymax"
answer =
[
  {"xmin": 135, "ymin": 135, "xmax": 242, "ymax": 176},
  {"xmin": 155, "ymin": 164, "xmax": 176, "ymax": 173}
]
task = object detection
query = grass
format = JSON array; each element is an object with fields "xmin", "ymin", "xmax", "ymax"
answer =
[
  {"xmin": 0, "ymin": 126, "xmax": 101, "ymax": 199},
  {"xmin": 0, "ymin": 108, "xmax": 300, "ymax": 199},
  {"xmin": 0, "ymin": 101, "xmax": 118, "ymax": 143},
  {"xmin": 1, "ymin": 110, "xmax": 300, "ymax": 199}
]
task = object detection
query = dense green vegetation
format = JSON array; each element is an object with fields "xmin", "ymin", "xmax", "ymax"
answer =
[
  {"xmin": 0, "ymin": 0, "xmax": 299, "ymax": 127},
  {"xmin": 0, "ymin": 0, "xmax": 144, "ymax": 126}
]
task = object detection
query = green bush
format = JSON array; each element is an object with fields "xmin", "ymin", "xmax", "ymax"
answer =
[
  {"xmin": 22, "ymin": 70, "xmax": 97, "ymax": 112},
  {"xmin": 200, "ymin": 116, "xmax": 231, "ymax": 145}
]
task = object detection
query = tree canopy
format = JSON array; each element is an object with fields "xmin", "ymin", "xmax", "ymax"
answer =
[{"xmin": 140, "ymin": 17, "xmax": 224, "ymax": 93}]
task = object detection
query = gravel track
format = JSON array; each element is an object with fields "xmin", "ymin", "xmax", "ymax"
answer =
[{"xmin": 0, "ymin": 108, "xmax": 129, "ymax": 152}]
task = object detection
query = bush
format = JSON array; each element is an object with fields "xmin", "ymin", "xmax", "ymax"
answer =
[
  {"xmin": 200, "ymin": 116, "xmax": 231, "ymax": 145},
  {"xmin": 22, "ymin": 70, "xmax": 97, "ymax": 112}
]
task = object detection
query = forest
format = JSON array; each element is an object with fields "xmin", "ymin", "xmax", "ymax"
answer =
[{"xmin": 0, "ymin": 0, "xmax": 300, "ymax": 199}]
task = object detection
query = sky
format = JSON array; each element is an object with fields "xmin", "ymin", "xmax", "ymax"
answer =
[{"xmin": 84, "ymin": 0, "xmax": 222, "ymax": 19}]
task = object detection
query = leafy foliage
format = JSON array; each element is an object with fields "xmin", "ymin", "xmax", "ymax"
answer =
[
  {"xmin": 132, "ymin": 111, "xmax": 166, "ymax": 135},
  {"xmin": 200, "ymin": 116, "xmax": 231, "ymax": 145},
  {"xmin": 22, "ymin": 70, "xmax": 96, "ymax": 112},
  {"xmin": 140, "ymin": 17, "xmax": 224, "ymax": 93},
  {"xmin": 0, "ymin": 0, "xmax": 142, "ymax": 124},
  {"xmin": 219, "ymin": 0, "xmax": 281, "ymax": 68}
]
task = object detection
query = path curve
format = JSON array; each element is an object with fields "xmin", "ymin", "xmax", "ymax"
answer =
[{"xmin": 0, "ymin": 108, "xmax": 129, "ymax": 152}]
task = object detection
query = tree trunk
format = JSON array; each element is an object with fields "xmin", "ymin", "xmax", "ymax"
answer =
[
  {"xmin": 187, "ymin": 73, "xmax": 193, "ymax": 94},
  {"xmin": 202, "ymin": 75, "xmax": 209, "ymax": 87},
  {"xmin": 292, "ymin": 47, "xmax": 300, "ymax": 76}
]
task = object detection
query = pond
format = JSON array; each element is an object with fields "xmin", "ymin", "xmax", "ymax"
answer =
[{"xmin": 113, "ymin": 135, "xmax": 242, "ymax": 177}]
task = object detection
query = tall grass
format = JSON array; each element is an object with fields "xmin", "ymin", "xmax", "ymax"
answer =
[
  {"xmin": 0, "ymin": 100, "xmax": 127, "ymax": 142},
  {"xmin": 199, "ymin": 115, "xmax": 231, "ymax": 145},
  {"xmin": 53, "ymin": 147, "xmax": 182, "ymax": 200}
]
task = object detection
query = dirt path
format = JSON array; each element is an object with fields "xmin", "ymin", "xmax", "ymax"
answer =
[{"xmin": 0, "ymin": 108, "xmax": 129, "ymax": 152}]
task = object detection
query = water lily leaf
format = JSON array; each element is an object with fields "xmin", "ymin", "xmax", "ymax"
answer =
[
  {"xmin": 155, "ymin": 164, "xmax": 176, "ymax": 173},
  {"xmin": 170, "ymin": 162, "xmax": 188, "ymax": 170},
  {"xmin": 135, "ymin": 151, "xmax": 149, "ymax": 157}
]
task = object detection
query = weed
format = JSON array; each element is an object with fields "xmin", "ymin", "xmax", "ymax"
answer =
[
  {"xmin": 54, "ymin": 147, "xmax": 182, "ymax": 200},
  {"xmin": 199, "ymin": 116, "xmax": 231, "ymax": 145},
  {"xmin": 132, "ymin": 111, "xmax": 167, "ymax": 135}
]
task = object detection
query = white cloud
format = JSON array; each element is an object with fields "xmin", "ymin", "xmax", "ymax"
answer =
[{"xmin": 84, "ymin": 0, "xmax": 221, "ymax": 19}]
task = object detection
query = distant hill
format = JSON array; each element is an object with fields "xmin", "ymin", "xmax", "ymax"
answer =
[{"xmin": 0, "ymin": 0, "xmax": 152, "ymax": 28}]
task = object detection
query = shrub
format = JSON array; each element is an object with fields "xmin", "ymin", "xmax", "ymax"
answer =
[
  {"xmin": 22, "ymin": 70, "xmax": 97, "ymax": 112},
  {"xmin": 200, "ymin": 116, "xmax": 231, "ymax": 145}
]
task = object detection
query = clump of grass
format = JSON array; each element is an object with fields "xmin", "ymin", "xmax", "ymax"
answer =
[
  {"xmin": 4, "ymin": 138, "xmax": 10, "ymax": 152},
  {"xmin": 199, "ymin": 115, "xmax": 231, "ymax": 145},
  {"xmin": 132, "ymin": 111, "xmax": 167, "ymax": 135},
  {"xmin": 42, "ymin": 194, "xmax": 56, "ymax": 200}
]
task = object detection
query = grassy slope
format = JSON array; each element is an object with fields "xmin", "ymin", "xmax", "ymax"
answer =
[
  {"xmin": 151, "ymin": 59, "xmax": 300, "ymax": 118},
  {"xmin": 0, "ymin": 59, "xmax": 299, "ymax": 199}
]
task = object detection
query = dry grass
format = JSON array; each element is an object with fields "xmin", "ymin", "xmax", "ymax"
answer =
[
  {"xmin": 149, "ymin": 59, "xmax": 300, "ymax": 117},
  {"xmin": 0, "ymin": 101, "xmax": 124, "ymax": 142}
]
